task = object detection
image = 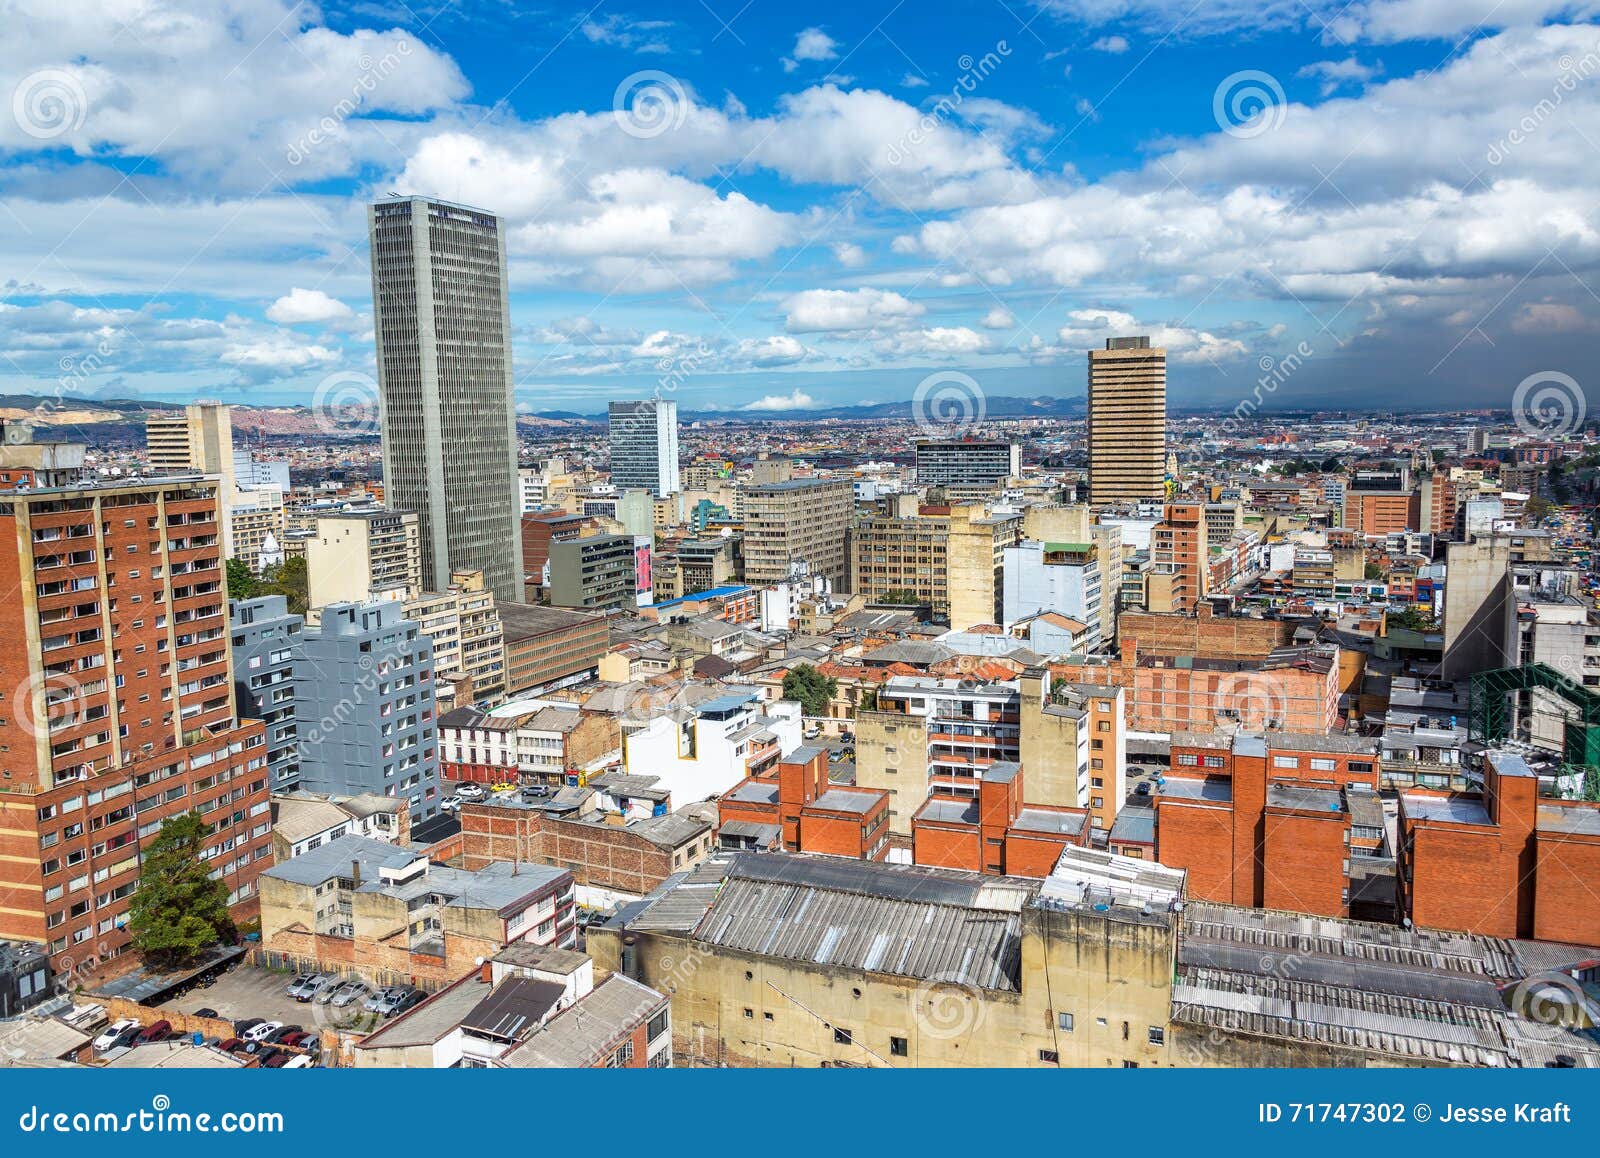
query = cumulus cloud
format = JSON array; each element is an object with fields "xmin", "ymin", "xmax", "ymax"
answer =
[
  {"xmin": 981, "ymin": 307, "xmax": 1017, "ymax": 329},
  {"xmin": 1091, "ymin": 35, "xmax": 1130, "ymax": 53},
  {"xmin": 267, "ymin": 287, "xmax": 353, "ymax": 325},
  {"xmin": 792, "ymin": 28, "xmax": 840, "ymax": 62},
  {"xmin": 781, "ymin": 287, "xmax": 926, "ymax": 332},
  {"xmin": 743, "ymin": 389, "xmax": 818, "ymax": 410},
  {"xmin": 1296, "ymin": 57, "xmax": 1382, "ymax": 95}
]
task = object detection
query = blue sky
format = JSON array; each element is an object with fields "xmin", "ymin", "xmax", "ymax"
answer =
[{"xmin": 2, "ymin": 0, "xmax": 1599, "ymax": 416}]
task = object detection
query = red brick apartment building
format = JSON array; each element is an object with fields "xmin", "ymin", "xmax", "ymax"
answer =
[
  {"xmin": 911, "ymin": 761, "xmax": 1090, "ymax": 877},
  {"xmin": 0, "ymin": 430, "xmax": 272, "ymax": 971},
  {"xmin": 1399, "ymin": 750, "xmax": 1600, "ymax": 944},
  {"xmin": 718, "ymin": 745, "xmax": 891, "ymax": 860},
  {"xmin": 1154, "ymin": 732, "xmax": 1382, "ymax": 918}
]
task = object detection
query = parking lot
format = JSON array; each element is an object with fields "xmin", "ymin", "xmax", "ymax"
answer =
[{"xmin": 162, "ymin": 965, "xmax": 381, "ymax": 1036}]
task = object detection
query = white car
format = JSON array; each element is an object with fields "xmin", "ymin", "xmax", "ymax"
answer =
[
  {"xmin": 93, "ymin": 1018, "xmax": 141, "ymax": 1051},
  {"xmin": 454, "ymin": 783, "xmax": 486, "ymax": 801},
  {"xmin": 440, "ymin": 796, "xmax": 461, "ymax": 813},
  {"xmin": 243, "ymin": 1020, "xmax": 283, "ymax": 1043}
]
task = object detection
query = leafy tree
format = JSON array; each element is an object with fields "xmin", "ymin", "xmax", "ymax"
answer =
[
  {"xmin": 128, "ymin": 812, "xmax": 234, "ymax": 968},
  {"xmin": 877, "ymin": 589, "xmax": 923, "ymax": 605},
  {"xmin": 1364, "ymin": 562, "xmax": 1384, "ymax": 580},
  {"xmin": 225, "ymin": 558, "xmax": 258, "ymax": 601},
  {"xmin": 857, "ymin": 687, "xmax": 878, "ymax": 713},
  {"xmin": 259, "ymin": 555, "xmax": 310, "ymax": 617},
  {"xmin": 782, "ymin": 663, "xmax": 838, "ymax": 718}
]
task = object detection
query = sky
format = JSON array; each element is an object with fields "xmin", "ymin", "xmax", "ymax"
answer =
[{"xmin": 1, "ymin": 0, "xmax": 1599, "ymax": 418}]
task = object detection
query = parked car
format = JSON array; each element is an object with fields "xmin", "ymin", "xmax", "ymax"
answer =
[
  {"xmin": 285, "ymin": 973, "xmax": 323, "ymax": 1000},
  {"xmin": 134, "ymin": 1020, "xmax": 172, "ymax": 1045},
  {"xmin": 216, "ymin": 1038, "xmax": 245, "ymax": 1053},
  {"xmin": 282, "ymin": 1055, "xmax": 317, "ymax": 1069},
  {"xmin": 262, "ymin": 1050, "xmax": 293, "ymax": 1068},
  {"xmin": 489, "ymin": 781, "xmax": 517, "ymax": 793},
  {"xmin": 278, "ymin": 1030, "xmax": 311, "ymax": 1048},
  {"xmin": 109, "ymin": 1024, "xmax": 143, "ymax": 1050},
  {"xmin": 292, "ymin": 973, "xmax": 337, "ymax": 1002},
  {"xmin": 366, "ymin": 986, "xmax": 422, "ymax": 1017},
  {"xmin": 1134, "ymin": 782, "xmax": 1152, "ymax": 797},
  {"xmin": 455, "ymin": 783, "xmax": 486, "ymax": 801},
  {"xmin": 243, "ymin": 1020, "xmax": 282, "ymax": 1043},
  {"xmin": 440, "ymin": 796, "xmax": 461, "ymax": 813},
  {"xmin": 192, "ymin": 1007, "xmax": 219, "ymax": 1019},
  {"xmin": 520, "ymin": 785, "xmax": 551, "ymax": 801},
  {"xmin": 266, "ymin": 1024, "xmax": 303, "ymax": 1044},
  {"xmin": 328, "ymin": 979, "xmax": 368, "ymax": 1008},
  {"xmin": 93, "ymin": 1019, "xmax": 142, "ymax": 1051},
  {"xmin": 233, "ymin": 1016, "xmax": 265, "ymax": 1037}
]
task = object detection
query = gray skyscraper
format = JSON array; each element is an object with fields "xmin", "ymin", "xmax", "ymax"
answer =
[
  {"xmin": 608, "ymin": 398, "xmax": 680, "ymax": 496},
  {"xmin": 369, "ymin": 196, "xmax": 524, "ymax": 604}
]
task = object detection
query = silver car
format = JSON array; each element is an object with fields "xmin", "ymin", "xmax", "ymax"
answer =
[{"xmin": 327, "ymin": 979, "xmax": 368, "ymax": 1008}]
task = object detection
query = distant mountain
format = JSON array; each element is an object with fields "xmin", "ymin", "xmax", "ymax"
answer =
[{"xmin": 525, "ymin": 394, "xmax": 1087, "ymax": 423}]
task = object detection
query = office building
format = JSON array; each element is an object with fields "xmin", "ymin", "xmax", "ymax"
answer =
[
  {"xmin": 608, "ymin": 399, "xmax": 680, "ymax": 496},
  {"xmin": 368, "ymin": 196, "xmax": 524, "ymax": 604},
  {"xmin": 305, "ymin": 507, "xmax": 423, "ymax": 608},
  {"xmin": 294, "ymin": 599, "xmax": 442, "ymax": 822},
  {"xmin": 0, "ymin": 427, "xmax": 271, "ymax": 970},
  {"xmin": 145, "ymin": 401, "xmax": 238, "ymax": 555},
  {"xmin": 741, "ymin": 478, "xmax": 854, "ymax": 588},
  {"xmin": 1087, "ymin": 337, "xmax": 1166, "ymax": 504},
  {"xmin": 230, "ymin": 595, "xmax": 304, "ymax": 790},
  {"xmin": 388, "ymin": 569, "xmax": 506, "ymax": 706},
  {"xmin": 547, "ymin": 533, "xmax": 637, "ymax": 613},
  {"xmin": 499, "ymin": 603, "xmax": 610, "ymax": 696},
  {"xmin": 915, "ymin": 438, "xmax": 1021, "ymax": 488}
]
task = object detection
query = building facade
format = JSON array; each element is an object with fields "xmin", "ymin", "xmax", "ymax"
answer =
[
  {"xmin": 608, "ymin": 399, "xmax": 680, "ymax": 496},
  {"xmin": 368, "ymin": 196, "xmax": 524, "ymax": 604},
  {"xmin": 1087, "ymin": 337, "xmax": 1166, "ymax": 505}
]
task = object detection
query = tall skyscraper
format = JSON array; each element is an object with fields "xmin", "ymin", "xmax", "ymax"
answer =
[
  {"xmin": 1087, "ymin": 336, "xmax": 1167, "ymax": 505},
  {"xmin": 368, "ymin": 196, "xmax": 524, "ymax": 604},
  {"xmin": 608, "ymin": 398, "xmax": 680, "ymax": 496}
]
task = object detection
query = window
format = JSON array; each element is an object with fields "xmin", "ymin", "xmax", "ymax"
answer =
[
  {"xmin": 1148, "ymin": 1026, "xmax": 1165, "ymax": 1045},
  {"xmin": 647, "ymin": 1011, "xmax": 668, "ymax": 1041},
  {"xmin": 890, "ymin": 1036, "xmax": 907, "ymax": 1057},
  {"xmin": 1058, "ymin": 1012, "xmax": 1073, "ymax": 1031},
  {"xmin": 1273, "ymin": 755, "xmax": 1298, "ymax": 769},
  {"xmin": 1038, "ymin": 1049, "xmax": 1059, "ymax": 1064},
  {"xmin": 1309, "ymin": 757, "xmax": 1336, "ymax": 772},
  {"xmin": 833, "ymin": 1027, "xmax": 852, "ymax": 1045}
]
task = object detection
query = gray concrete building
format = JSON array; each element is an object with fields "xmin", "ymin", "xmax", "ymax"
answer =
[
  {"xmin": 294, "ymin": 599, "xmax": 442, "ymax": 822},
  {"xmin": 230, "ymin": 594, "xmax": 304, "ymax": 790},
  {"xmin": 608, "ymin": 398, "xmax": 680, "ymax": 496},
  {"xmin": 368, "ymin": 196, "xmax": 524, "ymax": 605},
  {"xmin": 548, "ymin": 533, "xmax": 636, "ymax": 612}
]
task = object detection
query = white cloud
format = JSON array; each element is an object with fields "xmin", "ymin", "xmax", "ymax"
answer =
[
  {"xmin": 1091, "ymin": 35, "xmax": 1130, "ymax": 53},
  {"xmin": 793, "ymin": 27, "xmax": 840, "ymax": 62},
  {"xmin": 981, "ymin": 307, "xmax": 1016, "ymax": 329},
  {"xmin": 833, "ymin": 242, "xmax": 868, "ymax": 267},
  {"xmin": 902, "ymin": 73, "xmax": 930, "ymax": 88},
  {"xmin": 1296, "ymin": 57, "xmax": 1381, "ymax": 95},
  {"xmin": 267, "ymin": 287, "xmax": 353, "ymax": 325},
  {"xmin": 781, "ymin": 287, "xmax": 926, "ymax": 332},
  {"xmin": 877, "ymin": 326, "xmax": 992, "ymax": 357},
  {"xmin": 743, "ymin": 389, "xmax": 818, "ymax": 410},
  {"xmin": 734, "ymin": 335, "xmax": 812, "ymax": 367}
]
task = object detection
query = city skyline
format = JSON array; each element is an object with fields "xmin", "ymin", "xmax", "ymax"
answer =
[{"xmin": 1, "ymin": 2, "xmax": 1597, "ymax": 419}]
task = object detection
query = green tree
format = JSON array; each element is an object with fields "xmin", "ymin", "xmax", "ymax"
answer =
[
  {"xmin": 877, "ymin": 589, "xmax": 923, "ymax": 605},
  {"xmin": 259, "ymin": 555, "xmax": 310, "ymax": 617},
  {"xmin": 127, "ymin": 812, "xmax": 235, "ymax": 967},
  {"xmin": 225, "ymin": 558, "xmax": 258, "ymax": 601},
  {"xmin": 782, "ymin": 662, "xmax": 838, "ymax": 718}
]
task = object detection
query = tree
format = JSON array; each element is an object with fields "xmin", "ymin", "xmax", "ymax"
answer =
[
  {"xmin": 225, "ymin": 558, "xmax": 258, "ymax": 601},
  {"xmin": 127, "ymin": 812, "xmax": 235, "ymax": 968},
  {"xmin": 1389, "ymin": 605, "xmax": 1436, "ymax": 633},
  {"xmin": 782, "ymin": 663, "xmax": 838, "ymax": 718},
  {"xmin": 259, "ymin": 555, "xmax": 310, "ymax": 617},
  {"xmin": 877, "ymin": 589, "xmax": 923, "ymax": 605}
]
